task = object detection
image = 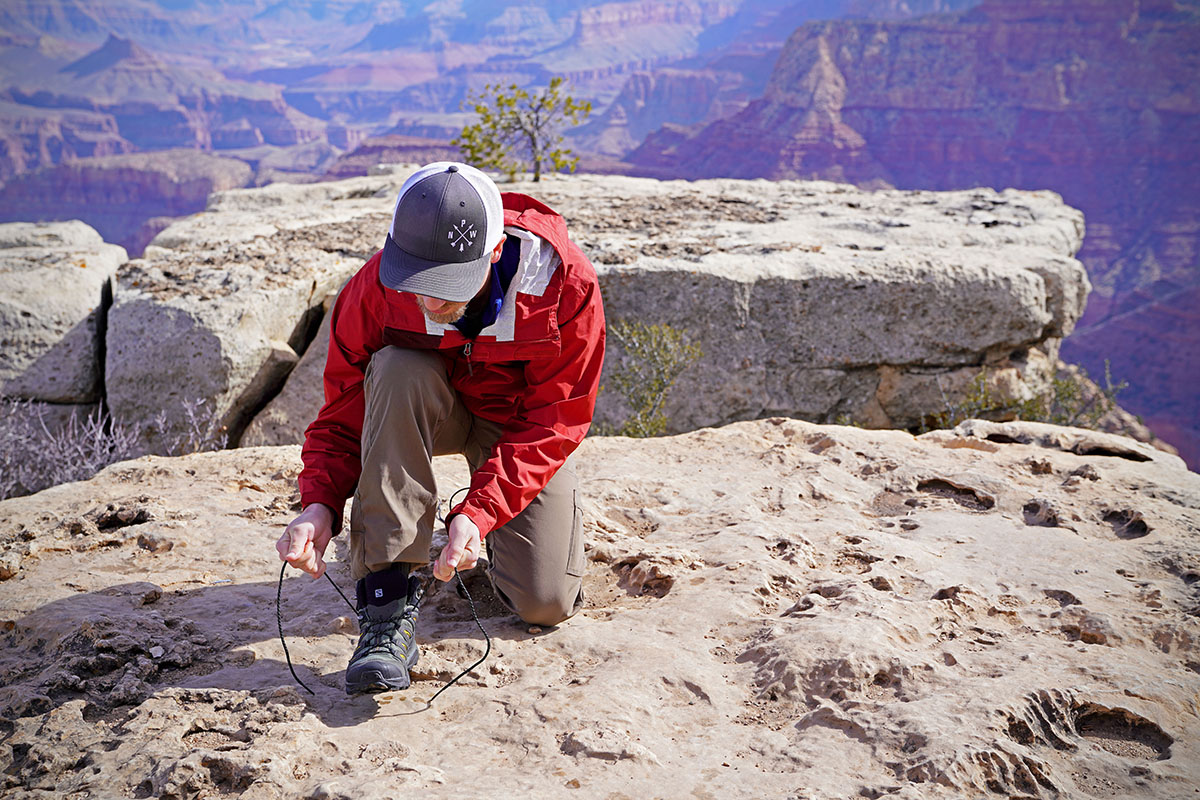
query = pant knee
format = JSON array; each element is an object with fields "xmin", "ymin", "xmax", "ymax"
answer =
[{"xmin": 506, "ymin": 586, "xmax": 580, "ymax": 627}]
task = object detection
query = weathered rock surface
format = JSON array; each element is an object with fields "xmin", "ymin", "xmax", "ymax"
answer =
[
  {"xmin": 0, "ymin": 418, "xmax": 1197, "ymax": 798},
  {"xmin": 138, "ymin": 170, "xmax": 1087, "ymax": 446},
  {"xmin": 535, "ymin": 174, "xmax": 1089, "ymax": 434},
  {"xmin": 105, "ymin": 177, "xmax": 387, "ymax": 452},
  {"xmin": 0, "ymin": 220, "xmax": 125, "ymax": 403}
]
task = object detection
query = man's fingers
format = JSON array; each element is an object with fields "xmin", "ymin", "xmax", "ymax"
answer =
[
  {"xmin": 286, "ymin": 527, "xmax": 309, "ymax": 559},
  {"xmin": 434, "ymin": 544, "xmax": 462, "ymax": 581},
  {"xmin": 439, "ymin": 543, "xmax": 463, "ymax": 573},
  {"xmin": 277, "ymin": 508, "xmax": 332, "ymax": 578}
]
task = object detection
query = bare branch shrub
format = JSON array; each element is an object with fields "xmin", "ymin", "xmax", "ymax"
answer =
[{"xmin": 0, "ymin": 397, "xmax": 225, "ymax": 501}]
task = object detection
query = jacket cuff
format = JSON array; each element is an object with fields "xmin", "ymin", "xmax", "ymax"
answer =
[
  {"xmin": 301, "ymin": 492, "xmax": 346, "ymax": 536},
  {"xmin": 450, "ymin": 504, "xmax": 495, "ymax": 539}
]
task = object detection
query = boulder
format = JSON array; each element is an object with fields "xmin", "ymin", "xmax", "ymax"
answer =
[
  {"xmin": 0, "ymin": 221, "xmax": 126, "ymax": 403},
  {"xmin": 523, "ymin": 174, "xmax": 1089, "ymax": 433},
  {"xmin": 104, "ymin": 178, "xmax": 392, "ymax": 453}
]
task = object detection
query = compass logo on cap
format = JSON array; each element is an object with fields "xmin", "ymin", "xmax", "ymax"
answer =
[{"xmin": 379, "ymin": 162, "xmax": 504, "ymax": 302}]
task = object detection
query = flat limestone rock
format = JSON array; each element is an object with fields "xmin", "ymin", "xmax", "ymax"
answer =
[
  {"xmin": 0, "ymin": 220, "xmax": 126, "ymax": 402},
  {"xmin": 0, "ymin": 419, "xmax": 1196, "ymax": 798},
  {"xmin": 221, "ymin": 171, "xmax": 1089, "ymax": 444},
  {"xmin": 522, "ymin": 174, "xmax": 1090, "ymax": 432}
]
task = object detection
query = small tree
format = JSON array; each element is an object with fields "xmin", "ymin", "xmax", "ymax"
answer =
[{"xmin": 453, "ymin": 76, "xmax": 592, "ymax": 182}]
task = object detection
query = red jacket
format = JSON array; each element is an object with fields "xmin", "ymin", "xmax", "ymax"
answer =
[{"xmin": 299, "ymin": 193, "xmax": 605, "ymax": 537}]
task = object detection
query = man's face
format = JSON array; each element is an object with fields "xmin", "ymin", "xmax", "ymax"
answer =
[{"xmin": 411, "ymin": 234, "xmax": 507, "ymax": 325}]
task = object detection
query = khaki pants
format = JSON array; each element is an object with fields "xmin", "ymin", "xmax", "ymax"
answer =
[{"xmin": 348, "ymin": 346, "xmax": 585, "ymax": 626}]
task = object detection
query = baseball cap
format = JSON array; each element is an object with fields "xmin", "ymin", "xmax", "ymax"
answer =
[{"xmin": 379, "ymin": 162, "xmax": 505, "ymax": 302}]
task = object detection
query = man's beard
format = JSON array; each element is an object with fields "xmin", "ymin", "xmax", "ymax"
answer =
[{"xmin": 420, "ymin": 302, "xmax": 468, "ymax": 325}]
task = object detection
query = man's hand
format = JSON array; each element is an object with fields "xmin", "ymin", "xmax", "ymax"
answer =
[
  {"xmin": 277, "ymin": 503, "xmax": 335, "ymax": 579},
  {"xmin": 433, "ymin": 514, "xmax": 481, "ymax": 582}
]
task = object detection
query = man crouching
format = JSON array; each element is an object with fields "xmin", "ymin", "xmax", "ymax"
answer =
[{"xmin": 276, "ymin": 162, "xmax": 605, "ymax": 694}]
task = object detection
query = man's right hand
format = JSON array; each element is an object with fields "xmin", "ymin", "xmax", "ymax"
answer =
[{"xmin": 277, "ymin": 503, "xmax": 335, "ymax": 579}]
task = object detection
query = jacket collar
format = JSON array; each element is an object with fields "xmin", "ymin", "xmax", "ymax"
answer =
[{"xmin": 501, "ymin": 192, "xmax": 573, "ymax": 260}]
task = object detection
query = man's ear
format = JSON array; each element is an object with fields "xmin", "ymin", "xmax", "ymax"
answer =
[{"xmin": 490, "ymin": 234, "xmax": 507, "ymax": 263}]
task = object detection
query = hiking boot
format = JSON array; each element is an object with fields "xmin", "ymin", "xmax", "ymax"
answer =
[{"xmin": 345, "ymin": 567, "xmax": 425, "ymax": 695}]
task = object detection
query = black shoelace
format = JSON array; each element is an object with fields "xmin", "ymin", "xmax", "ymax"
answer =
[{"xmin": 275, "ymin": 563, "xmax": 491, "ymax": 704}]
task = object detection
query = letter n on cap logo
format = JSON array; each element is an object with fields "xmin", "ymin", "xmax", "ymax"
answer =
[{"xmin": 449, "ymin": 219, "xmax": 478, "ymax": 253}]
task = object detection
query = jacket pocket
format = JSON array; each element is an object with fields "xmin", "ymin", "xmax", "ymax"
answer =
[{"xmin": 469, "ymin": 339, "xmax": 561, "ymax": 363}]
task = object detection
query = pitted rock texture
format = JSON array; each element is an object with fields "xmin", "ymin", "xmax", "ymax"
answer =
[
  {"xmin": 0, "ymin": 220, "xmax": 126, "ymax": 403},
  {"xmin": 145, "ymin": 170, "xmax": 1089, "ymax": 447},
  {"xmin": 0, "ymin": 419, "xmax": 1197, "ymax": 798}
]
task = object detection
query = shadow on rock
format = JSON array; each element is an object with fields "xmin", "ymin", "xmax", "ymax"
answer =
[{"xmin": 0, "ymin": 567, "xmax": 519, "ymax": 731}]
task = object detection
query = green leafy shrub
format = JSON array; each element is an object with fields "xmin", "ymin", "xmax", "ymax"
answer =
[
  {"xmin": 453, "ymin": 76, "xmax": 592, "ymax": 182},
  {"xmin": 922, "ymin": 359, "xmax": 1127, "ymax": 433},
  {"xmin": 1037, "ymin": 360, "xmax": 1129, "ymax": 428},
  {"xmin": 596, "ymin": 320, "xmax": 702, "ymax": 438}
]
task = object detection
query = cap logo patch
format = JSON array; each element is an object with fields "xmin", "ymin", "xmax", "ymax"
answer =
[
  {"xmin": 374, "ymin": 588, "xmax": 383, "ymax": 598},
  {"xmin": 449, "ymin": 219, "xmax": 478, "ymax": 252}
]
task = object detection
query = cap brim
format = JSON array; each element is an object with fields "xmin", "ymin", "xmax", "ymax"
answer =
[{"xmin": 379, "ymin": 233, "xmax": 490, "ymax": 302}]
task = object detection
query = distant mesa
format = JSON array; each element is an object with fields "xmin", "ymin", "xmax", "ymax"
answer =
[
  {"xmin": 322, "ymin": 135, "xmax": 460, "ymax": 180},
  {"xmin": 0, "ymin": 150, "xmax": 253, "ymax": 255}
]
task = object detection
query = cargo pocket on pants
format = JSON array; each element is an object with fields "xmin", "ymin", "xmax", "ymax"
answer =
[{"xmin": 566, "ymin": 489, "xmax": 585, "ymax": 577}]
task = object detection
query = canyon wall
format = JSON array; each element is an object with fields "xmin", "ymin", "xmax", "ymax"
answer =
[{"xmin": 0, "ymin": 150, "xmax": 253, "ymax": 255}]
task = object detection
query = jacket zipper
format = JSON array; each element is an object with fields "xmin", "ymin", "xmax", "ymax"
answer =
[{"xmin": 463, "ymin": 341, "xmax": 473, "ymax": 375}]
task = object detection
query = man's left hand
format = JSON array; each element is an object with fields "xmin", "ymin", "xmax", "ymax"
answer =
[{"xmin": 434, "ymin": 514, "xmax": 482, "ymax": 581}]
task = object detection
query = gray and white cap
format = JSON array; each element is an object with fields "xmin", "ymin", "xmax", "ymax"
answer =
[{"xmin": 379, "ymin": 161, "xmax": 505, "ymax": 302}]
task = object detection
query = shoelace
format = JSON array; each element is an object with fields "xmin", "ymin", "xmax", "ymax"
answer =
[
  {"xmin": 355, "ymin": 613, "xmax": 408, "ymax": 657},
  {"xmin": 275, "ymin": 562, "xmax": 491, "ymax": 703}
]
